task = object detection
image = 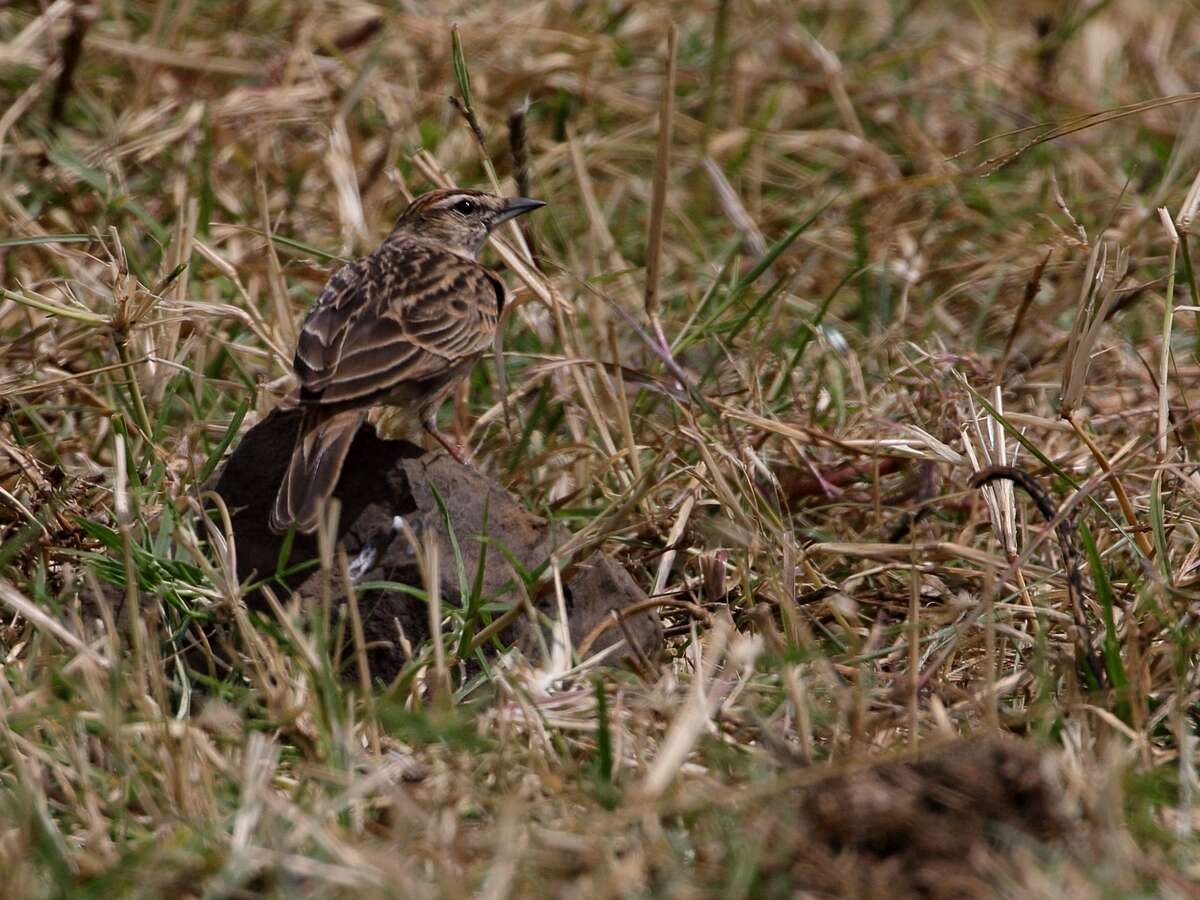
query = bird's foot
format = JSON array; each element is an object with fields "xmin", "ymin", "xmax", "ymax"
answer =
[{"xmin": 423, "ymin": 422, "xmax": 473, "ymax": 467}]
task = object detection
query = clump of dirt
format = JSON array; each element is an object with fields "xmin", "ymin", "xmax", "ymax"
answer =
[
  {"xmin": 781, "ymin": 738, "xmax": 1078, "ymax": 898},
  {"xmin": 210, "ymin": 407, "xmax": 662, "ymax": 680}
]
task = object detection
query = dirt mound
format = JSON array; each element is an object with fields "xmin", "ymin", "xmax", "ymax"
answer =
[
  {"xmin": 781, "ymin": 738, "xmax": 1075, "ymax": 898},
  {"xmin": 210, "ymin": 407, "xmax": 662, "ymax": 680}
]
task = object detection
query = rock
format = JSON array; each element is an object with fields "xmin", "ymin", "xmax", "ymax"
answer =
[{"xmin": 209, "ymin": 407, "xmax": 661, "ymax": 681}]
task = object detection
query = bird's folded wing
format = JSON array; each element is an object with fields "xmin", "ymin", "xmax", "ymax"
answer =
[{"xmin": 293, "ymin": 242, "xmax": 503, "ymax": 406}]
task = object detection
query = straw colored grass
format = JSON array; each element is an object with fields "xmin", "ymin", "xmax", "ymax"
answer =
[{"xmin": 2, "ymin": 1, "xmax": 1200, "ymax": 896}]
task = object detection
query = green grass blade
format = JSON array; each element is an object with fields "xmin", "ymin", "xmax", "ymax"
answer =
[
  {"xmin": 198, "ymin": 399, "xmax": 250, "ymax": 485},
  {"xmin": 1078, "ymin": 520, "xmax": 1129, "ymax": 695}
]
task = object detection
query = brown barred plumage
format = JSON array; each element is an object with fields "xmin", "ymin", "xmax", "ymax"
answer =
[{"xmin": 269, "ymin": 189, "xmax": 544, "ymax": 534}]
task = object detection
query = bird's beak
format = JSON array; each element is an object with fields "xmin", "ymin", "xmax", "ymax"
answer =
[{"xmin": 493, "ymin": 196, "xmax": 546, "ymax": 226}]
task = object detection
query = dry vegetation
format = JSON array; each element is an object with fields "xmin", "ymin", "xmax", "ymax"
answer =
[{"xmin": 3, "ymin": 0, "xmax": 1200, "ymax": 896}]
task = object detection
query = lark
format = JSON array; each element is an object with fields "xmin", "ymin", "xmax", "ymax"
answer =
[{"xmin": 270, "ymin": 188, "xmax": 545, "ymax": 534}]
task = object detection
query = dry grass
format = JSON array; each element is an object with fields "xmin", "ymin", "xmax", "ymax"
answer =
[{"xmin": 3, "ymin": 1, "xmax": 1200, "ymax": 896}]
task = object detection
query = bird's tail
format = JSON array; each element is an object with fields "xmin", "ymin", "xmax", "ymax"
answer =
[{"xmin": 270, "ymin": 407, "xmax": 365, "ymax": 534}]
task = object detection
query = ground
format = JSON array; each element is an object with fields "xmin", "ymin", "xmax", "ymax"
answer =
[{"xmin": 1, "ymin": 1, "xmax": 1199, "ymax": 897}]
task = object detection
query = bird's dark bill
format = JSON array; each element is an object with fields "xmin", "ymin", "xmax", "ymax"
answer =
[{"xmin": 494, "ymin": 197, "xmax": 546, "ymax": 225}]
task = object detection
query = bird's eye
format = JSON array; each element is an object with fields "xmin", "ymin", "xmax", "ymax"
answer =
[{"xmin": 453, "ymin": 198, "xmax": 476, "ymax": 215}]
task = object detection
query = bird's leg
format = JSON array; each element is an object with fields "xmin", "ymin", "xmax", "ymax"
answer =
[{"xmin": 422, "ymin": 419, "xmax": 471, "ymax": 465}]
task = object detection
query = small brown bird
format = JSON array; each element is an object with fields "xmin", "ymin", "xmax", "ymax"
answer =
[{"xmin": 270, "ymin": 188, "xmax": 545, "ymax": 534}]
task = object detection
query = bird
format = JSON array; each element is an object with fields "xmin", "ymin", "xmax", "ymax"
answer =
[{"xmin": 269, "ymin": 188, "xmax": 545, "ymax": 534}]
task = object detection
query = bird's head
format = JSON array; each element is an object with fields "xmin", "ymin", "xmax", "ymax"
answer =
[{"xmin": 392, "ymin": 188, "xmax": 544, "ymax": 257}]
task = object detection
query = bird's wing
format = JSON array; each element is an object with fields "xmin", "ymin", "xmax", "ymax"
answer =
[{"xmin": 293, "ymin": 241, "xmax": 503, "ymax": 406}]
